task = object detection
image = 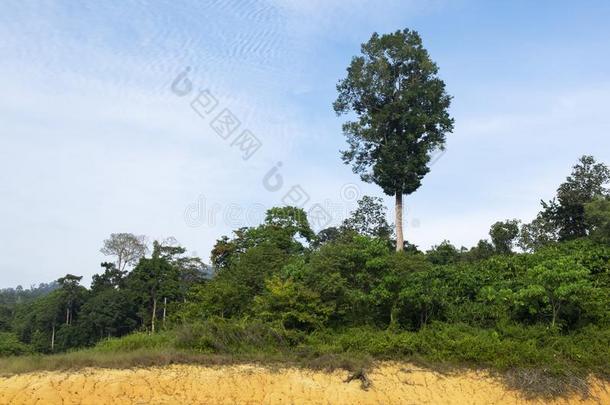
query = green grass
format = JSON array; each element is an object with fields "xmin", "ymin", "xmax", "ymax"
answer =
[
  {"xmin": 94, "ymin": 331, "xmax": 174, "ymax": 352},
  {"xmin": 1, "ymin": 319, "xmax": 608, "ymax": 399}
]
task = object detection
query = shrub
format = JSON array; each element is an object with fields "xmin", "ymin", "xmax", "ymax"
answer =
[
  {"xmin": 174, "ymin": 318, "xmax": 295, "ymax": 353},
  {"xmin": 0, "ymin": 332, "xmax": 33, "ymax": 356}
]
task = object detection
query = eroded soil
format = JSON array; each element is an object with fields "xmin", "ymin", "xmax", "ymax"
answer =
[{"xmin": 0, "ymin": 362, "xmax": 607, "ymax": 404}]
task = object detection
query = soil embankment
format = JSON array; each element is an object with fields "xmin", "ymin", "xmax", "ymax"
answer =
[{"xmin": 0, "ymin": 363, "xmax": 607, "ymax": 404}]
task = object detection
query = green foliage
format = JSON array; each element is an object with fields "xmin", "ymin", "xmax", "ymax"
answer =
[
  {"xmin": 489, "ymin": 219, "xmax": 520, "ymax": 254},
  {"xmin": 341, "ymin": 196, "xmax": 393, "ymax": 239},
  {"xmin": 174, "ymin": 318, "xmax": 293, "ymax": 354},
  {"xmin": 464, "ymin": 239, "xmax": 496, "ymax": 262},
  {"xmin": 304, "ymin": 322, "xmax": 610, "ymax": 376},
  {"xmin": 334, "ymin": 29, "xmax": 453, "ymax": 197},
  {"xmin": 253, "ymin": 276, "xmax": 333, "ymax": 331},
  {"xmin": 95, "ymin": 332, "xmax": 173, "ymax": 352},
  {"xmin": 399, "ymin": 267, "xmax": 450, "ymax": 327},
  {"xmin": 12, "ymin": 290, "xmax": 63, "ymax": 352},
  {"xmin": 91, "ymin": 262, "xmax": 126, "ymax": 292},
  {"xmin": 264, "ymin": 206, "xmax": 315, "ymax": 242},
  {"xmin": 371, "ymin": 253, "xmax": 429, "ymax": 329},
  {"xmin": 551, "ymin": 156, "xmax": 610, "ymax": 240},
  {"xmin": 0, "ymin": 332, "xmax": 32, "ymax": 356},
  {"xmin": 521, "ymin": 156, "xmax": 609, "ymax": 250},
  {"xmin": 585, "ymin": 196, "xmax": 610, "ymax": 243},
  {"xmin": 0, "ymin": 283, "xmax": 59, "ymax": 306},
  {"xmin": 210, "ymin": 207, "xmax": 312, "ymax": 270},
  {"xmin": 519, "ymin": 213, "xmax": 559, "ymax": 252},
  {"xmin": 77, "ymin": 288, "xmax": 139, "ymax": 343},
  {"xmin": 516, "ymin": 258, "xmax": 598, "ymax": 327},
  {"xmin": 426, "ymin": 240, "xmax": 460, "ymax": 265}
]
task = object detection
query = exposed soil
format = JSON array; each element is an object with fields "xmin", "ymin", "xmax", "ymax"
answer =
[{"xmin": 0, "ymin": 362, "xmax": 607, "ymax": 404}]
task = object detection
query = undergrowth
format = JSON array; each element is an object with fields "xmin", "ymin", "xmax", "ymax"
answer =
[{"xmin": 1, "ymin": 318, "xmax": 608, "ymax": 399}]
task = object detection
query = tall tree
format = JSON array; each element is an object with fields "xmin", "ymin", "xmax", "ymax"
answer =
[
  {"xmin": 57, "ymin": 274, "xmax": 83, "ymax": 326},
  {"xmin": 334, "ymin": 29, "xmax": 454, "ymax": 251},
  {"xmin": 100, "ymin": 233, "xmax": 148, "ymax": 272},
  {"xmin": 127, "ymin": 241, "xmax": 180, "ymax": 333}
]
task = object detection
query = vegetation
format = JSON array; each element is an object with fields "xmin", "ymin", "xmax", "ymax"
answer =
[
  {"xmin": 0, "ymin": 155, "xmax": 607, "ymax": 397},
  {"xmin": 1, "ymin": 28, "xmax": 609, "ymax": 399}
]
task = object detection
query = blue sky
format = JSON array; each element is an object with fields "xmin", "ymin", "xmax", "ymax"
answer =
[{"xmin": 1, "ymin": 0, "xmax": 609, "ymax": 287}]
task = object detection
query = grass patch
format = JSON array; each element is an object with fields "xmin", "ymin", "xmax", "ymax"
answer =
[{"xmin": 94, "ymin": 331, "xmax": 174, "ymax": 352}]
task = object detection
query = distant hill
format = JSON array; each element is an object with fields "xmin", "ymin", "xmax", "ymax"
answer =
[{"xmin": 0, "ymin": 282, "xmax": 60, "ymax": 306}]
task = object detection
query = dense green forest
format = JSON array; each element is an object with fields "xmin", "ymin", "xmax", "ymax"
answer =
[{"xmin": 1, "ymin": 156, "xmax": 608, "ymax": 386}]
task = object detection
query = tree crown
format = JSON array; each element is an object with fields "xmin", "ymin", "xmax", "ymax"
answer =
[{"xmin": 334, "ymin": 29, "xmax": 454, "ymax": 196}]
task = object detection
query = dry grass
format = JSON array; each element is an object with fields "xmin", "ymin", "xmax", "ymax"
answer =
[
  {"xmin": 0, "ymin": 348, "xmax": 372, "ymax": 380},
  {"xmin": 502, "ymin": 368, "xmax": 594, "ymax": 400}
]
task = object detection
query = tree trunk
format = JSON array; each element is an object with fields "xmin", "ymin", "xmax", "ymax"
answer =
[
  {"xmin": 389, "ymin": 302, "xmax": 399, "ymax": 331},
  {"xmin": 551, "ymin": 302, "xmax": 560, "ymax": 327},
  {"xmin": 395, "ymin": 192, "xmax": 404, "ymax": 252},
  {"xmin": 162, "ymin": 297, "xmax": 167, "ymax": 329},
  {"xmin": 151, "ymin": 297, "xmax": 157, "ymax": 333},
  {"xmin": 51, "ymin": 324, "xmax": 55, "ymax": 351},
  {"xmin": 66, "ymin": 307, "xmax": 70, "ymax": 325}
]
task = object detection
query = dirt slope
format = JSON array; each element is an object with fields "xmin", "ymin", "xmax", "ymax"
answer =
[{"xmin": 0, "ymin": 363, "xmax": 607, "ymax": 404}]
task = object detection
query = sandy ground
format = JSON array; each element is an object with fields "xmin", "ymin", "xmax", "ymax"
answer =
[{"xmin": 0, "ymin": 363, "xmax": 607, "ymax": 405}]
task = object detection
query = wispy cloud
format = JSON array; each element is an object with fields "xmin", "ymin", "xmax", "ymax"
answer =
[{"xmin": 0, "ymin": 0, "xmax": 609, "ymax": 286}]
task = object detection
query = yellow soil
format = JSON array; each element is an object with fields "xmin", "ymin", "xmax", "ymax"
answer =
[{"xmin": 0, "ymin": 363, "xmax": 607, "ymax": 405}]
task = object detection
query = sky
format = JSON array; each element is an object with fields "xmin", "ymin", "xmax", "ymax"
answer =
[{"xmin": 1, "ymin": 0, "xmax": 609, "ymax": 287}]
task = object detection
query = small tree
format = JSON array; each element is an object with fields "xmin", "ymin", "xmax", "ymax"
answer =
[
  {"xmin": 334, "ymin": 29, "xmax": 454, "ymax": 251},
  {"xmin": 400, "ymin": 267, "xmax": 449, "ymax": 328},
  {"xmin": 341, "ymin": 196, "xmax": 393, "ymax": 239},
  {"xmin": 253, "ymin": 276, "xmax": 332, "ymax": 331},
  {"xmin": 516, "ymin": 259, "xmax": 595, "ymax": 327},
  {"xmin": 372, "ymin": 253, "xmax": 430, "ymax": 329},
  {"xmin": 426, "ymin": 240, "xmax": 460, "ymax": 265}
]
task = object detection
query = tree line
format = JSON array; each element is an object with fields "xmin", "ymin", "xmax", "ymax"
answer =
[{"xmin": 0, "ymin": 154, "xmax": 607, "ymax": 356}]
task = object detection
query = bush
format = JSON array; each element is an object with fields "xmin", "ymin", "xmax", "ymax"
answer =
[
  {"xmin": 174, "ymin": 318, "xmax": 296, "ymax": 353},
  {"xmin": 0, "ymin": 332, "xmax": 33, "ymax": 356}
]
